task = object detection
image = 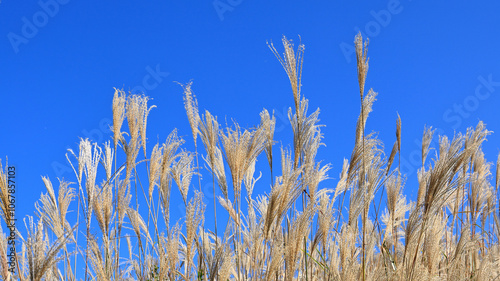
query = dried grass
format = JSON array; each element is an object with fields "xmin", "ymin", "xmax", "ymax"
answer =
[{"xmin": 1, "ymin": 33, "xmax": 500, "ymax": 281}]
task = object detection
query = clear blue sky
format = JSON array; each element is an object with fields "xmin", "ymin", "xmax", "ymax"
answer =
[{"xmin": 1, "ymin": 1, "xmax": 500, "ymax": 235}]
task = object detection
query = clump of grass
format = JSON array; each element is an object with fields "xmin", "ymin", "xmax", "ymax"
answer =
[{"xmin": 1, "ymin": 32, "xmax": 500, "ymax": 280}]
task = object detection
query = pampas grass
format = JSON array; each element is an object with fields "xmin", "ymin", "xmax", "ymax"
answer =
[{"xmin": 1, "ymin": 33, "xmax": 500, "ymax": 280}]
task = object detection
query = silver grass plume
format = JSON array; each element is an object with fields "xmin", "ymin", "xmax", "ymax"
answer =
[
  {"xmin": 171, "ymin": 150, "xmax": 196, "ymax": 205},
  {"xmin": 422, "ymin": 126, "xmax": 436, "ymax": 167},
  {"xmin": 181, "ymin": 81, "xmax": 201, "ymax": 147},
  {"xmin": 203, "ymin": 146, "xmax": 228, "ymax": 199},
  {"xmin": 112, "ymin": 88, "xmax": 126, "ymax": 150},
  {"xmin": 183, "ymin": 191, "xmax": 205, "ymax": 279},
  {"xmin": 268, "ymin": 36, "xmax": 304, "ymax": 115},
  {"xmin": 19, "ymin": 216, "xmax": 74, "ymax": 281},
  {"xmin": 220, "ymin": 122, "xmax": 266, "ymax": 203},
  {"xmin": 101, "ymin": 141, "xmax": 114, "ymax": 182},
  {"xmin": 0, "ymin": 160, "xmax": 14, "ymax": 224},
  {"xmin": 148, "ymin": 143, "xmax": 163, "ymax": 200},
  {"xmin": 35, "ymin": 177, "xmax": 75, "ymax": 239},
  {"xmin": 260, "ymin": 109, "xmax": 276, "ymax": 172},
  {"xmin": 355, "ymin": 32, "xmax": 369, "ymax": 100}
]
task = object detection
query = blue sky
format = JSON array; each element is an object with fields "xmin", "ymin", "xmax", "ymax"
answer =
[{"xmin": 1, "ymin": 0, "xmax": 500, "ymax": 241}]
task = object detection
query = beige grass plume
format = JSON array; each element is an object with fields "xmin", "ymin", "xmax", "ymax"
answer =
[
  {"xmin": 112, "ymin": 88, "xmax": 127, "ymax": 150},
  {"xmin": 0, "ymin": 160, "xmax": 14, "ymax": 224},
  {"xmin": 268, "ymin": 36, "xmax": 304, "ymax": 114},
  {"xmin": 35, "ymin": 177, "xmax": 75, "ymax": 239},
  {"xmin": 220, "ymin": 122, "xmax": 266, "ymax": 203},
  {"xmin": 19, "ymin": 216, "xmax": 73, "ymax": 281},
  {"xmin": 355, "ymin": 32, "xmax": 369, "ymax": 100},
  {"xmin": 148, "ymin": 143, "xmax": 163, "ymax": 200},
  {"xmin": 180, "ymin": 81, "xmax": 200, "ymax": 147},
  {"xmin": 171, "ymin": 150, "xmax": 196, "ymax": 204},
  {"xmin": 259, "ymin": 109, "xmax": 276, "ymax": 175}
]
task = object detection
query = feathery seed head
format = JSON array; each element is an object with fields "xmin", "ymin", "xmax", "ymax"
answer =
[
  {"xmin": 260, "ymin": 109, "xmax": 276, "ymax": 169},
  {"xmin": 148, "ymin": 143, "xmax": 163, "ymax": 199},
  {"xmin": 184, "ymin": 191, "xmax": 205, "ymax": 278},
  {"xmin": 0, "ymin": 160, "xmax": 14, "ymax": 223},
  {"xmin": 203, "ymin": 146, "xmax": 228, "ymax": 199},
  {"xmin": 221, "ymin": 122, "xmax": 266, "ymax": 200},
  {"xmin": 36, "ymin": 177, "xmax": 75, "ymax": 239},
  {"xmin": 355, "ymin": 32, "xmax": 369, "ymax": 99},
  {"xmin": 171, "ymin": 150, "xmax": 196, "ymax": 204},
  {"xmin": 92, "ymin": 181, "xmax": 113, "ymax": 239},
  {"xmin": 243, "ymin": 158, "xmax": 261, "ymax": 199},
  {"xmin": 101, "ymin": 141, "xmax": 113, "ymax": 181},
  {"xmin": 116, "ymin": 177, "xmax": 131, "ymax": 226},
  {"xmin": 82, "ymin": 139, "xmax": 102, "ymax": 209},
  {"xmin": 422, "ymin": 126, "xmax": 436, "ymax": 167},
  {"xmin": 268, "ymin": 36, "xmax": 305, "ymax": 113},
  {"xmin": 180, "ymin": 81, "xmax": 200, "ymax": 146},
  {"xmin": 355, "ymin": 89, "xmax": 377, "ymax": 145},
  {"xmin": 139, "ymin": 95, "xmax": 155, "ymax": 156},
  {"xmin": 496, "ymin": 152, "xmax": 500, "ymax": 190},
  {"xmin": 112, "ymin": 88, "xmax": 127, "ymax": 150}
]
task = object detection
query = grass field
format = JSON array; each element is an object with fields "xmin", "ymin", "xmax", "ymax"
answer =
[{"xmin": 1, "ymin": 33, "xmax": 499, "ymax": 280}]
